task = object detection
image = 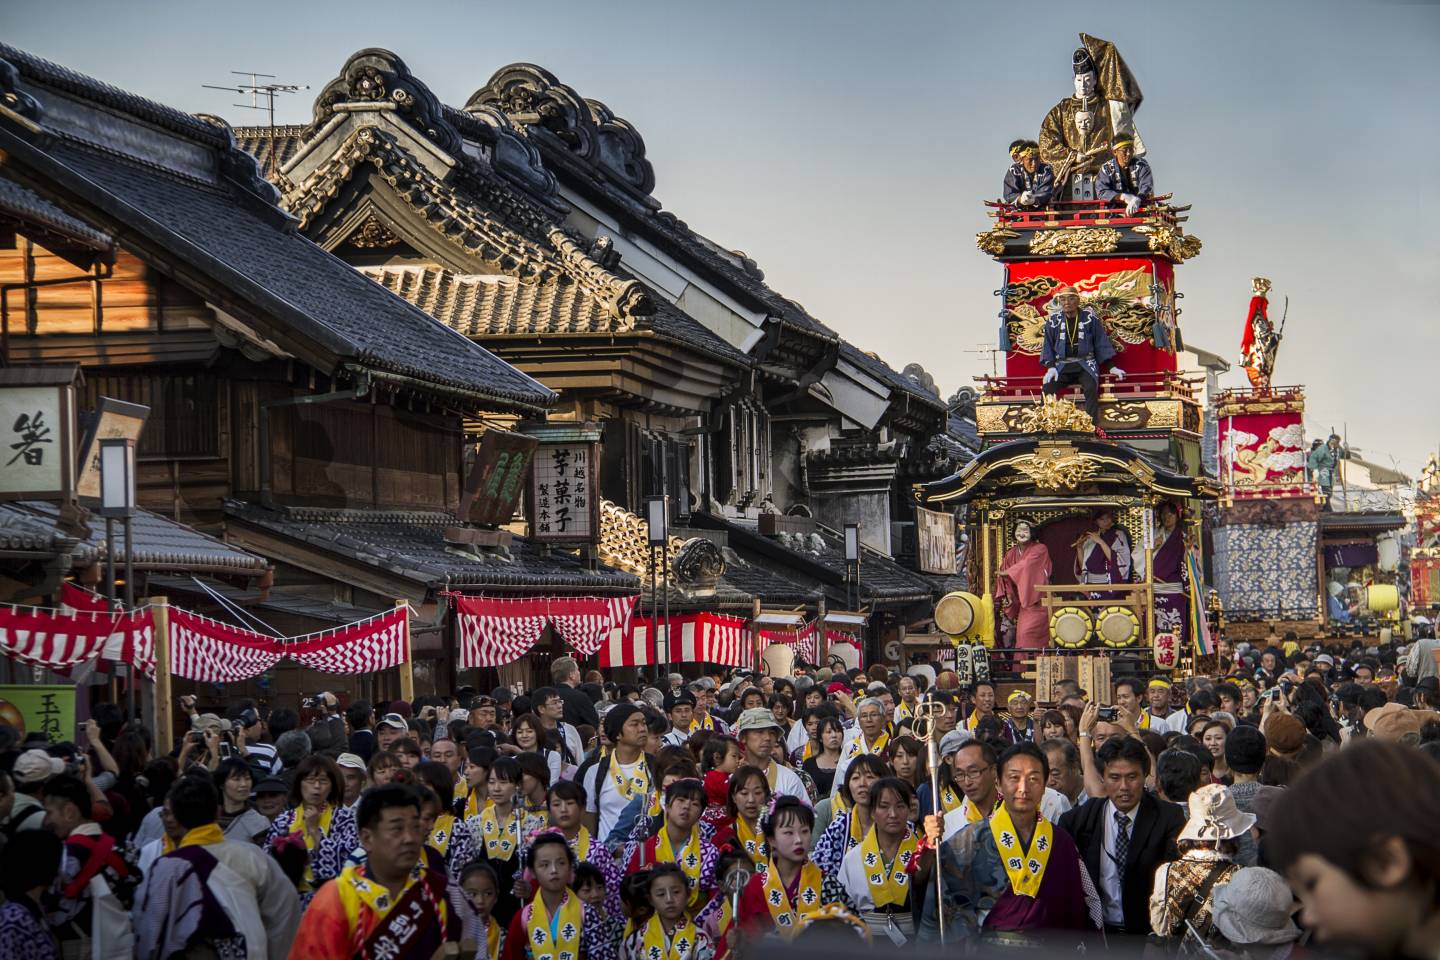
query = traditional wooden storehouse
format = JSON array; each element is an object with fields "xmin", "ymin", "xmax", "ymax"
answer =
[{"xmin": 0, "ymin": 42, "xmax": 636, "ymax": 699}]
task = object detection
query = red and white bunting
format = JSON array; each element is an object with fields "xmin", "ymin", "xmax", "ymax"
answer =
[
  {"xmin": 0, "ymin": 602, "xmax": 156, "ymax": 676},
  {"xmin": 168, "ymin": 608, "xmax": 282, "ymax": 682},
  {"xmin": 603, "ymin": 613, "xmax": 752, "ymax": 669},
  {"xmin": 761, "ymin": 620, "xmax": 819, "ymax": 666},
  {"xmin": 454, "ymin": 596, "xmax": 551, "ymax": 669},
  {"xmin": 286, "ymin": 606, "xmax": 408, "ymax": 674},
  {"xmin": 451, "ymin": 594, "xmax": 642, "ymax": 667}
]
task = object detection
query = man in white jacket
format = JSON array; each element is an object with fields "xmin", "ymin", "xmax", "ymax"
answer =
[{"xmin": 133, "ymin": 773, "xmax": 301, "ymax": 959}]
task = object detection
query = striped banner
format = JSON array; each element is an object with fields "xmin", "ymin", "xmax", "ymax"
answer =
[
  {"xmin": 603, "ymin": 613, "xmax": 752, "ymax": 669},
  {"xmin": 0, "ymin": 602, "xmax": 154, "ymax": 674},
  {"xmin": 167, "ymin": 608, "xmax": 282, "ymax": 682},
  {"xmin": 286, "ymin": 606, "xmax": 409, "ymax": 674},
  {"xmin": 452, "ymin": 594, "xmax": 641, "ymax": 666}
]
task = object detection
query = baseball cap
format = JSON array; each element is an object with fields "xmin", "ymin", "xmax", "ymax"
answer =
[
  {"xmin": 377, "ymin": 713, "xmax": 408, "ymax": 731},
  {"xmin": 13, "ymin": 748, "xmax": 64, "ymax": 785},
  {"xmin": 665, "ymin": 691, "xmax": 697, "ymax": 711},
  {"xmin": 336, "ymin": 753, "xmax": 367, "ymax": 771},
  {"xmin": 939, "ymin": 729, "xmax": 972, "ymax": 757},
  {"xmin": 253, "ymin": 776, "xmax": 288, "ymax": 795}
]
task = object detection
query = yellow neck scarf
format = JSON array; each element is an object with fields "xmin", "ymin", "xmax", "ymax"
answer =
[
  {"xmin": 464, "ymin": 787, "xmax": 484, "ymax": 821},
  {"xmin": 896, "ymin": 701, "xmax": 915, "ymax": 720},
  {"xmin": 847, "ymin": 810, "xmax": 867, "ymax": 846},
  {"xmin": 938, "ymin": 783, "xmax": 964, "ymax": 815},
  {"xmin": 736, "ymin": 816, "xmax": 767, "ymax": 861},
  {"xmin": 429, "ymin": 813, "xmax": 455, "ymax": 856},
  {"xmin": 609, "ymin": 751, "xmax": 651, "ymax": 803},
  {"xmin": 527, "ymin": 888, "xmax": 582, "ymax": 960},
  {"xmin": 479, "ymin": 802, "xmax": 520, "ymax": 860},
  {"xmin": 162, "ymin": 822, "xmax": 226, "ymax": 854},
  {"xmin": 656, "ymin": 821, "xmax": 704, "ymax": 908},
  {"xmin": 988, "ymin": 805, "xmax": 1053, "ymax": 898},
  {"xmin": 566, "ymin": 825, "xmax": 592, "ymax": 862},
  {"xmin": 961, "ymin": 794, "xmax": 999, "ymax": 824},
  {"xmin": 858, "ymin": 826, "xmax": 917, "ymax": 908},
  {"xmin": 846, "ymin": 730, "xmax": 889, "ymax": 759},
  {"xmin": 484, "ymin": 916, "xmax": 501, "ymax": 960},
  {"xmin": 690, "ymin": 714, "xmax": 715, "ymax": 733},
  {"xmin": 760, "ymin": 858, "xmax": 823, "ymax": 939},
  {"xmin": 640, "ymin": 914, "xmax": 700, "ymax": 960},
  {"xmin": 335, "ymin": 861, "xmax": 441, "ymax": 932},
  {"xmin": 292, "ymin": 803, "xmax": 334, "ymax": 887}
]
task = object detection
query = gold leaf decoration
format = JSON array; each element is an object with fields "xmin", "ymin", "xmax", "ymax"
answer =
[
  {"xmin": 1016, "ymin": 396, "xmax": 1095, "ymax": 434},
  {"xmin": 348, "ymin": 215, "xmax": 400, "ymax": 249},
  {"xmin": 1028, "ymin": 228, "xmax": 1120, "ymax": 257},
  {"xmin": 1012, "ymin": 452, "xmax": 1100, "ymax": 491},
  {"xmin": 976, "ymin": 227, "xmax": 1020, "ymax": 256},
  {"xmin": 1136, "ymin": 223, "xmax": 1203, "ymax": 262}
]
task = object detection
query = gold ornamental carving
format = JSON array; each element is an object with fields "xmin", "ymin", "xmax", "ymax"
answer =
[
  {"xmin": 976, "ymin": 404, "xmax": 1011, "ymax": 433},
  {"xmin": 1135, "ymin": 223, "xmax": 1202, "ymax": 262},
  {"xmin": 1105, "ymin": 401, "xmax": 1146, "ymax": 427},
  {"xmin": 1012, "ymin": 448, "xmax": 1100, "ymax": 491},
  {"xmin": 1028, "ymin": 228, "xmax": 1120, "ymax": 257},
  {"xmin": 976, "ymin": 227, "xmax": 1019, "ymax": 256},
  {"xmin": 1143, "ymin": 400, "xmax": 1182, "ymax": 429},
  {"xmin": 348, "ymin": 215, "xmax": 400, "ymax": 249},
  {"xmin": 1017, "ymin": 396, "xmax": 1095, "ymax": 434}
]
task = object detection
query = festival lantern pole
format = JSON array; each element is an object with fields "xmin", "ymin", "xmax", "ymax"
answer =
[
  {"xmin": 149, "ymin": 596, "xmax": 173, "ymax": 756},
  {"xmin": 915, "ymin": 693, "xmax": 947, "ymax": 946},
  {"xmin": 396, "ymin": 598, "xmax": 414, "ymax": 704}
]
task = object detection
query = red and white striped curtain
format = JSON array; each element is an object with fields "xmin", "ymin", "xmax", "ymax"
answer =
[
  {"xmin": 599, "ymin": 612, "xmax": 752, "ymax": 670},
  {"xmin": 168, "ymin": 608, "xmax": 282, "ymax": 682},
  {"xmin": 452, "ymin": 595, "xmax": 640, "ymax": 668},
  {"xmin": 0, "ymin": 601, "xmax": 155, "ymax": 677}
]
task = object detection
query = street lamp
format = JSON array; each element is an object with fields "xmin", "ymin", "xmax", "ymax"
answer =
[
  {"xmin": 99, "ymin": 437, "xmax": 137, "ymax": 715},
  {"xmin": 843, "ymin": 523, "xmax": 860, "ymax": 610},
  {"xmin": 646, "ymin": 495, "xmax": 671, "ymax": 673}
]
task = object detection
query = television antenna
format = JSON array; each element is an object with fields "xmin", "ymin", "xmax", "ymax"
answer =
[
  {"xmin": 964, "ymin": 342, "xmax": 1000, "ymax": 377},
  {"xmin": 202, "ymin": 71, "xmax": 308, "ymax": 176}
]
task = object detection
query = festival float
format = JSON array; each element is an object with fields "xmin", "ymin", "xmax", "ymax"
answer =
[{"xmin": 914, "ymin": 33, "xmax": 1220, "ymax": 701}]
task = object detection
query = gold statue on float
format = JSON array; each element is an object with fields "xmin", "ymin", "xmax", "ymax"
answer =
[{"xmin": 1039, "ymin": 34, "xmax": 1145, "ymax": 200}]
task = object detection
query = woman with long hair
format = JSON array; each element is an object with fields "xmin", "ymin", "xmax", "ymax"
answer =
[
  {"xmin": 811, "ymin": 754, "xmax": 888, "ymax": 874},
  {"xmin": 885, "ymin": 736, "xmax": 925, "ymax": 791},
  {"xmin": 508, "ymin": 713, "xmax": 562, "ymax": 785},
  {"xmin": 1200, "ymin": 721, "xmax": 1232, "ymax": 784},
  {"xmin": 1038, "ymin": 710, "xmax": 1069, "ymax": 743},
  {"xmin": 715, "ymin": 765, "xmax": 771, "ymax": 865}
]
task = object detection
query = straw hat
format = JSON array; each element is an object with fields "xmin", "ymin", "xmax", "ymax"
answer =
[
  {"xmin": 1211, "ymin": 868, "xmax": 1301, "ymax": 945},
  {"xmin": 1178, "ymin": 783, "xmax": 1256, "ymax": 843}
]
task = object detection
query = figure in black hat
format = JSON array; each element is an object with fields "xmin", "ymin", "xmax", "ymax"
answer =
[
  {"xmin": 1039, "ymin": 34, "xmax": 1145, "ymax": 200},
  {"xmin": 1096, "ymin": 136, "xmax": 1153, "ymax": 216},
  {"xmin": 1002, "ymin": 139, "xmax": 1054, "ymax": 209}
]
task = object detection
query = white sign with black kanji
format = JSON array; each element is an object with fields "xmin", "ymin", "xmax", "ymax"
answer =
[{"xmin": 530, "ymin": 442, "xmax": 595, "ymax": 542}]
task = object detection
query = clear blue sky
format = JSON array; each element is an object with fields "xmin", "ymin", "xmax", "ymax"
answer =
[{"xmin": 10, "ymin": 0, "xmax": 1439, "ymax": 474}]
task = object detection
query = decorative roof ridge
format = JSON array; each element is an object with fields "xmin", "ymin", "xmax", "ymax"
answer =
[
  {"xmin": 547, "ymin": 227, "xmax": 652, "ymax": 320},
  {"xmin": 228, "ymin": 499, "xmax": 456, "ymax": 526},
  {"xmin": 467, "ymin": 63, "xmax": 655, "ymax": 198},
  {"xmin": 305, "ymin": 48, "xmax": 462, "ymax": 157}
]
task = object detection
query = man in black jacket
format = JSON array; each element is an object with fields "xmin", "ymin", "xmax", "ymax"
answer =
[
  {"xmin": 1059, "ymin": 735, "xmax": 1185, "ymax": 936},
  {"xmin": 551, "ymin": 656, "xmax": 600, "ymax": 731}
]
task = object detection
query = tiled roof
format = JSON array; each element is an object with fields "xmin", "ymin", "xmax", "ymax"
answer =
[
  {"xmin": 0, "ymin": 175, "xmax": 113, "ymax": 251},
  {"xmin": 0, "ymin": 502, "xmax": 95, "ymax": 560},
  {"xmin": 4, "ymin": 501, "xmax": 266, "ymax": 574},
  {"xmin": 362, "ymin": 265, "xmax": 750, "ymax": 366},
  {"xmin": 0, "ymin": 43, "xmax": 554, "ymax": 414},
  {"xmin": 224, "ymin": 499, "xmax": 639, "ymax": 593},
  {"xmin": 232, "ymin": 124, "xmax": 306, "ymax": 172},
  {"xmin": 688, "ymin": 512, "xmax": 938, "ymax": 605}
]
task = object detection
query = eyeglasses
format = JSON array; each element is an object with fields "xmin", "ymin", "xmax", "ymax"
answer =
[{"xmin": 954, "ymin": 764, "xmax": 994, "ymax": 782}]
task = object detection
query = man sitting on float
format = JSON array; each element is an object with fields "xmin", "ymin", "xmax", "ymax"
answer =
[
  {"xmin": 1096, "ymin": 135, "xmax": 1152, "ymax": 216},
  {"xmin": 1039, "ymin": 285, "xmax": 1125, "ymax": 426},
  {"xmin": 1002, "ymin": 139, "xmax": 1055, "ymax": 209},
  {"xmin": 1073, "ymin": 507, "xmax": 1132, "ymax": 590}
]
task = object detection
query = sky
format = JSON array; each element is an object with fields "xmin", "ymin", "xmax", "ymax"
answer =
[{"xmin": 9, "ymin": 0, "xmax": 1440, "ymax": 475}]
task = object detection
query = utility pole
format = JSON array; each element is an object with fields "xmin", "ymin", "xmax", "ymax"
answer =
[{"xmin": 203, "ymin": 71, "xmax": 308, "ymax": 177}]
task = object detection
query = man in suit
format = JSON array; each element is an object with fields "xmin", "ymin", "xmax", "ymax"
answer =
[{"xmin": 1058, "ymin": 735, "xmax": 1185, "ymax": 936}]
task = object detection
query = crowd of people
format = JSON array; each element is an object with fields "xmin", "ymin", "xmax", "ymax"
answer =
[{"xmin": 1, "ymin": 643, "xmax": 1438, "ymax": 960}]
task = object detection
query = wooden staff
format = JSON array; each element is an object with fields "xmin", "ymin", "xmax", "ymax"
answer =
[{"xmin": 914, "ymin": 693, "xmax": 948, "ymax": 946}]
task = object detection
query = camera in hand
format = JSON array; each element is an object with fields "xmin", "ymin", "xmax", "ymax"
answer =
[{"xmin": 1097, "ymin": 706, "xmax": 1118, "ymax": 722}]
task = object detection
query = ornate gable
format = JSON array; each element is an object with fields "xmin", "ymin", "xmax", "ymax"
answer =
[
  {"xmin": 306, "ymin": 48, "xmax": 462, "ymax": 156},
  {"xmin": 466, "ymin": 63, "xmax": 656, "ymax": 197}
]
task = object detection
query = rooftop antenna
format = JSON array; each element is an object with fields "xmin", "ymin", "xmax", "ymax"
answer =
[
  {"xmin": 203, "ymin": 71, "xmax": 308, "ymax": 177},
  {"xmin": 964, "ymin": 342, "xmax": 1000, "ymax": 377}
]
